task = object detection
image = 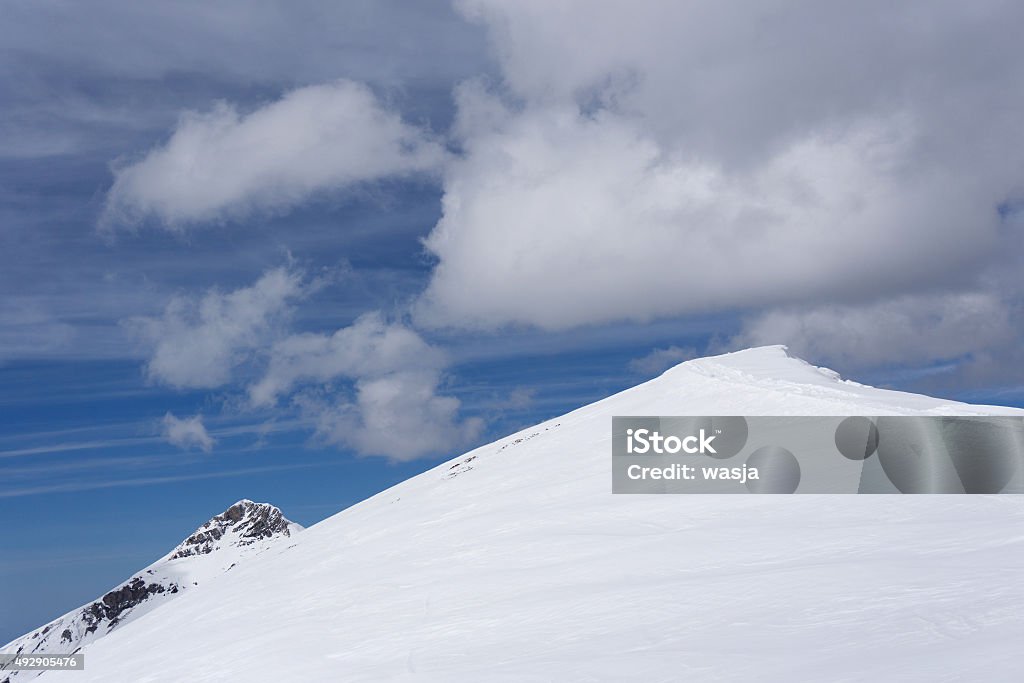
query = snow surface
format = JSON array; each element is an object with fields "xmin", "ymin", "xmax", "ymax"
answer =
[{"xmin": 32, "ymin": 347, "xmax": 1024, "ymax": 681}]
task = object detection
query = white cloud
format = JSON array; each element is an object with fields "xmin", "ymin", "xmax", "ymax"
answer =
[
  {"xmin": 96, "ymin": 0, "xmax": 1024, "ymax": 435},
  {"xmin": 414, "ymin": 1, "xmax": 1024, "ymax": 331},
  {"xmin": 162, "ymin": 412, "xmax": 215, "ymax": 452},
  {"xmin": 730, "ymin": 292, "xmax": 1017, "ymax": 369},
  {"xmin": 303, "ymin": 370, "xmax": 484, "ymax": 462},
  {"xmin": 628, "ymin": 346, "xmax": 698, "ymax": 375},
  {"xmin": 456, "ymin": 0, "xmax": 1024, "ymax": 164},
  {"xmin": 418, "ymin": 103, "xmax": 993, "ymax": 329},
  {"xmin": 249, "ymin": 312, "xmax": 445, "ymax": 406},
  {"xmin": 131, "ymin": 267, "xmax": 480, "ymax": 460},
  {"xmin": 131, "ymin": 267, "xmax": 306, "ymax": 389},
  {"xmin": 252, "ymin": 313, "xmax": 481, "ymax": 461},
  {"xmin": 102, "ymin": 80, "xmax": 445, "ymax": 229}
]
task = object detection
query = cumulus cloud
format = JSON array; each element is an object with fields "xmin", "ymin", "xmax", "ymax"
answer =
[
  {"xmin": 730, "ymin": 292, "xmax": 1017, "ymax": 369},
  {"xmin": 302, "ymin": 370, "xmax": 483, "ymax": 462},
  {"xmin": 419, "ymin": 104, "xmax": 994, "ymax": 329},
  {"xmin": 629, "ymin": 346, "xmax": 698, "ymax": 375},
  {"xmin": 249, "ymin": 312, "xmax": 446, "ymax": 406},
  {"xmin": 102, "ymin": 80, "xmax": 445, "ymax": 229},
  {"xmin": 132, "ymin": 266, "xmax": 480, "ymax": 460},
  {"xmin": 102, "ymin": 0, "xmax": 1024, "ymax": 432},
  {"xmin": 130, "ymin": 267, "xmax": 306, "ymax": 389},
  {"xmin": 414, "ymin": 1, "xmax": 1024, "ymax": 332},
  {"xmin": 457, "ymin": 0, "xmax": 1023, "ymax": 164},
  {"xmin": 162, "ymin": 412, "xmax": 215, "ymax": 452},
  {"xmin": 253, "ymin": 313, "xmax": 481, "ymax": 461}
]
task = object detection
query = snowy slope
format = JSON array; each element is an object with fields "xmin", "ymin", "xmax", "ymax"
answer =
[
  {"xmin": 34, "ymin": 347, "xmax": 1024, "ymax": 681},
  {"xmin": 1, "ymin": 500, "xmax": 301, "ymax": 683}
]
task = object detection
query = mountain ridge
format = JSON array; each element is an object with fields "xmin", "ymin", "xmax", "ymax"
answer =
[
  {"xmin": 1, "ymin": 500, "xmax": 300, "ymax": 683},
  {"xmin": 14, "ymin": 347, "xmax": 1024, "ymax": 681}
]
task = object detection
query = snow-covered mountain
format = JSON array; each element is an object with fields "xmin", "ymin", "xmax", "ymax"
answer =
[
  {"xmin": 1, "ymin": 500, "xmax": 301, "ymax": 683},
  {"xmin": 17, "ymin": 347, "xmax": 1024, "ymax": 681}
]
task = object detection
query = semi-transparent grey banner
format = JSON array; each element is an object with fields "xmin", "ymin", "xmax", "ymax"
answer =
[{"xmin": 612, "ymin": 416, "xmax": 1024, "ymax": 493}]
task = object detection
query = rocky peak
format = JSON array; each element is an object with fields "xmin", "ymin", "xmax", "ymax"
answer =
[
  {"xmin": 168, "ymin": 499, "xmax": 301, "ymax": 561},
  {"xmin": 2, "ymin": 499, "xmax": 301, "ymax": 683}
]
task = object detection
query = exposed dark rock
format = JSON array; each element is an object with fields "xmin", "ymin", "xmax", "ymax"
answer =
[
  {"xmin": 73, "ymin": 576, "xmax": 170, "ymax": 640},
  {"xmin": 98, "ymin": 578, "xmax": 165, "ymax": 620},
  {"xmin": 168, "ymin": 500, "xmax": 296, "ymax": 560}
]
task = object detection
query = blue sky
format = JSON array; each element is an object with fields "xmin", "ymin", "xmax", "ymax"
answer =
[{"xmin": 2, "ymin": 0, "xmax": 1024, "ymax": 645}]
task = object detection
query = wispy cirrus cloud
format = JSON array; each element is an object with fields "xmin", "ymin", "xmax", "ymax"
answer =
[
  {"xmin": 0, "ymin": 301, "xmax": 77, "ymax": 362},
  {"xmin": 0, "ymin": 438, "xmax": 160, "ymax": 460},
  {"xmin": 0, "ymin": 463, "xmax": 323, "ymax": 499}
]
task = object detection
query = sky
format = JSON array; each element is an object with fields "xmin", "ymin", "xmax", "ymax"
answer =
[{"xmin": 2, "ymin": 0, "xmax": 1023, "ymax": 645}]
